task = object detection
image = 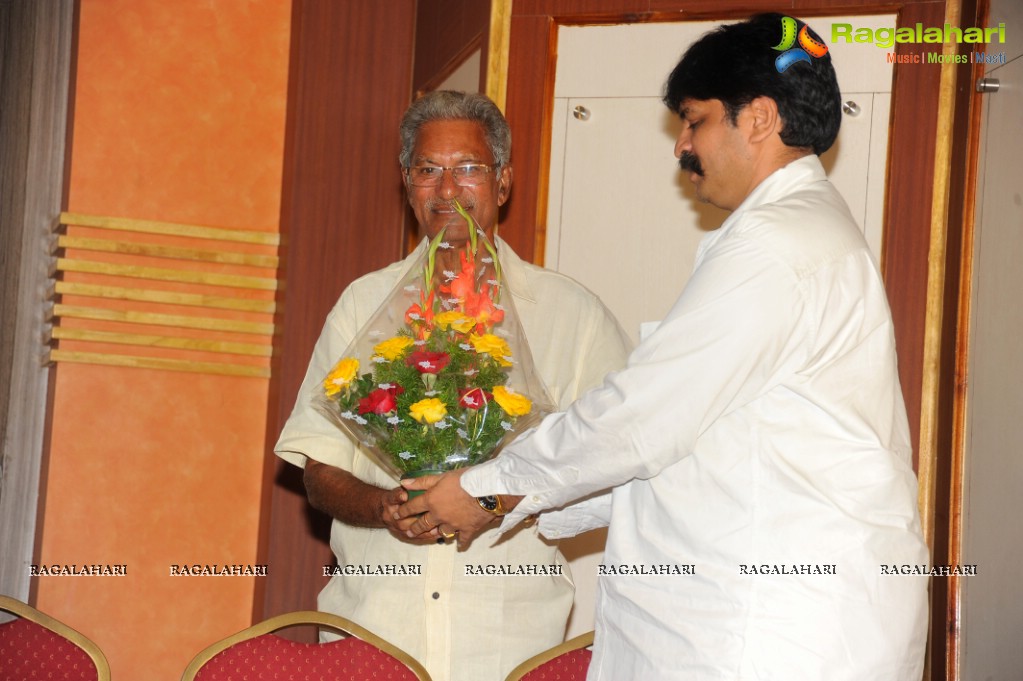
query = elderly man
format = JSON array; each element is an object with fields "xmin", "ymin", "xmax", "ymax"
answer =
[
  {"xmin": 401, "ymin": 15, "xmax": 929, "ymax": 680},
  {"xmin": 274, "ymin": 90, "xmax": 630, "ymax": 681}
]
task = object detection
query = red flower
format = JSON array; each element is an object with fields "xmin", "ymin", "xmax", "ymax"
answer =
[
  {"xmin": 405, "ymin": 350, "xmax": 451, "ymax": 374},
  {"xmin": 358, "ymin": 386, "xmax": 403, "ymax": 415},
  {"xmin": 459, "ymin": 387, "xmax": 491, "ymax": 410}
]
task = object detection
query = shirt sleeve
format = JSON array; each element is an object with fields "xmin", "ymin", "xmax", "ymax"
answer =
[
  {"xmin": 564, "ymin": 297, "xmax": 633, "ymax": 403},
  {"xmin": 274, "ymin": 288, "xmax": 362, "ymax": 470},
  {"xmin": 462, "ymin": 228, "xmax": 812, "ymax": 529}
]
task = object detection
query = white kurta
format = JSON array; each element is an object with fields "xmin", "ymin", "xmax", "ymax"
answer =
[
  {"xmin": 275, "ymin": 238, "xmax": 631, "ymax": 681},
  {"xmin": 463, "ymin": 156, "xmax": 929, "ymax": 680}
]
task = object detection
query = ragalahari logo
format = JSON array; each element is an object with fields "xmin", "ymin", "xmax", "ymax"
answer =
[{"xmin": 772, "ymin": 16, "xmax": 829, "ymax": 72}]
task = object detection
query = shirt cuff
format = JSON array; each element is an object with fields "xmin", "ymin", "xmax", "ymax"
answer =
[{"xmin": 537, "ymin": 492, "xmax": 612, "ymax": 539}]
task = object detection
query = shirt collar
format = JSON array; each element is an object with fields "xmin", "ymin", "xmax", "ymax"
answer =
[
  {"xmin": 721, "ymin": 155, "xmax": 826, "ymax": 230},
  {"xmin": 495, "ymin": 236, "xmax": 537, "ymax": 304},
  {"xmin": 694, "ymin": 155, "xmax": 825, "ymax": 262}
]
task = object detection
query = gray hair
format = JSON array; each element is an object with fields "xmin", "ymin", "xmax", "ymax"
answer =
[{"xmin": 398, "ymin": 91, "xmax": 511, "ymax": 169}]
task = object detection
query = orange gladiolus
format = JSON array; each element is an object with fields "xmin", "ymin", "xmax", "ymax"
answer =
[{"xmin": 405, "ymin": 290, "xmax": 435, "ymax": 338}]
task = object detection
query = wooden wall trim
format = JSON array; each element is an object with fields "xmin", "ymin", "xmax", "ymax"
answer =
[
  {"xmin": 944, "ymin": 78, "xmax": 981, "ymax": 681},
  {"xmin": 487, "ymin": 0, "xmax": 514, "ymax": 110},
  {"xmin": 943, "ymin": 0, "xmax": 986, "ymax": 677},
  {"xmin": 917, "ymin": 0, "xmax": 962, "ymax": 554},
  {"xmin": 914, "ymin": 7, "xmax": 963, "ymax": 680},
  {"xmin": 497, "ymin": 13, "xmax": 554, "ymax": 262}
]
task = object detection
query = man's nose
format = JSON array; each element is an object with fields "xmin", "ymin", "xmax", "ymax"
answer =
[
  {"xmin": 674, "ymin": 129, "xmax": 691, "ymax": 159},
  {"xmin": 436, "ymin": 168, "xmax": 461, "ymax": 198}
]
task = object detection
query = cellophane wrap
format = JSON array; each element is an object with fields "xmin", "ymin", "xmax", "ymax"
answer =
[{"xmin": 314, "ymin": 203, "xmax": 555, "ymax": 482}]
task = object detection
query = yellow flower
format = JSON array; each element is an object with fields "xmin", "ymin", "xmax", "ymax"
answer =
[
  {"xmin": 409, "ymin": 398, "xmax": 448, "ymax": 424},
  {"xmin": 492, "ymin": 385, "xmax": 532, "ymax": 417},
  {"xmin": 324, "ymin": 357, "xmax": 359, "ymax": 396},
  {"xmin": 469, "ymin": 333, "xmax": 513, "ymax": 367},
  {"xmin": 373, "ymin": 336, "xmax": 414, "ymax": 361},
  {"xmin": 435, "ymin": 311, "xmax": 475, "ymax": 334}
]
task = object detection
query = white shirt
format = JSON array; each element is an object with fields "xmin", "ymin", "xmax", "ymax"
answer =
[
  {"xmin": 275, "ymin": 238, "xmax": 631, "ymax": 681},
  {"xmin": 463, "ymin": 157, "xmax": 929, "ymax": 680}
]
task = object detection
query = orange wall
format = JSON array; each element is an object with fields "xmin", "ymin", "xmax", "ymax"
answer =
[{"xmin": 36, "ymin": 1, "xmax": 291, "ymax": 679}]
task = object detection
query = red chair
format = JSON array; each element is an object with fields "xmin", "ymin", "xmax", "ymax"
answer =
[
  {"xmin": 181, "ymin": 610, "xmax": 432, "ymax": 681},
  {"xmin": 504, "ymin": 631, "xmax": 594, "ymax": 681},
  {"xmin": 0, "ymin": 594, "xmax": 110, "ymax": 681}
]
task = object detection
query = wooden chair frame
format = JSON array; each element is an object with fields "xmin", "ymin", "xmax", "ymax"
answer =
[
  {"xmin": 180, "ymin": 610, "xmax": 432, "ymax": 681},
  {"xmin": 504, "ymin": 630, "xmax": 595, "ymax": 681},
  {"xmin": 0, "ymin": 594, "xmax": 111, "ymax": 680}
]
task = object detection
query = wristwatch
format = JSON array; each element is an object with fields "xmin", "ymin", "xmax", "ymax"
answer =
[{"xmin": 476, "ymin": 495, "xmax": 507, "ymax": 516}]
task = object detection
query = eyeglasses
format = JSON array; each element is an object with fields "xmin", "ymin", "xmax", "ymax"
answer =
[{"xmin": 404, "ymin": 163, "xmax": 494, "ymax": 187}]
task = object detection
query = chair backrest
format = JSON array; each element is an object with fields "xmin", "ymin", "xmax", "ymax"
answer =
[
  {"xmin": 504, "ymin": 631, "xmax": 594, "ymax": 681},
  {"xmin": 0, "ymin": 595, "xmax": 110, "ymax": 681},
  {"xmin": 181, "ymin": 610, "xmax": 432, "ymax": 681}
]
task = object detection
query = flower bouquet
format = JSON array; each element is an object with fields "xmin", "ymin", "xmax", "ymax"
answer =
[{"xmin": 314, "ymin": 201, "xmax": 555, "ymax": 482}]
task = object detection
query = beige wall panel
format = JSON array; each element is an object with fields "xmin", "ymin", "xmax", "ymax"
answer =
[
  {"xmin": 987, "ymin": 0, "xmax": 1022, "ymax": 63},
  {"xmin": 438, "ymin": 49, "xmax": 482, "ymax": 92},
  {"xmin": 960, "ymin": 50, "xmax": 1023, "ymax": 681}
]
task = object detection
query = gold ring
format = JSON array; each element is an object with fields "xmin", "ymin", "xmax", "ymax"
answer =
[{"xmin": 440, "ymin": 529, "xmax": 457, "ymax": 539}]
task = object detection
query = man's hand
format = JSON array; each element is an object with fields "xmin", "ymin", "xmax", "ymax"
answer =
[
  {"xmin": 397, "ymin": 469, "xmax": 499, "ymax": 547},
  {"xmin": 304, "ymin": 460, "xmax": 440, "ymax": 544},
  {"xmin": 379, "ymin": 485, "xmax": 443, "ymax": 544}
]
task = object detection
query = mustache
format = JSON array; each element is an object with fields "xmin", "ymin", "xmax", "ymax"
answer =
[
  {"xmin": 425, "ymin": 197, "xmax": 476, "ymax": 212},
  {"xmin": 679, "ymin": 152, "xmax": 704, "ymax": 176}
]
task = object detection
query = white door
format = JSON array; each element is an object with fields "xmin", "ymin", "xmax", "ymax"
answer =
[{"xmin": 544, "ymin": 16, "xmax": 897, "ymax": 637}]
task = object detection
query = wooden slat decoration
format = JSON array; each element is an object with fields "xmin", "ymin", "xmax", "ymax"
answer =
[
  {"xmin": 54, "ymin": 282, "xmax": 276, "ymax": 313},
  {"xmin": 55, "ymin": 258, "xmax": 278, "ymax": 291},
  {"xmin": 53, "ymin": 304, "xmax": 276, "ymax": 336},
  {"xmin": 48, "ymin": 349, "xmax": 271, "ymax": 378},
  {"xmin": 48, "ymin": 213, "xmax": 281, "ymax": 378},
  {"xmin": 50, "ymin": 327, "xmax": 272, "ymax": 357},
  {"xmin": 57, "ymin": 235, "xmax": 279, "ymax": 268},
  {"xmin": 60, "ymin": 212, "xmax": 280, "ymax": 246}
]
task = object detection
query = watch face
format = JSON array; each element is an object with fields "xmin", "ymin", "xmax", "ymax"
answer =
[{"xmin": 478, "ymin": 495, "xmax": 499, "ymax": 511}]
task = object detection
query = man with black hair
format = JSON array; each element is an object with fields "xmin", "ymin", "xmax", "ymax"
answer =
[{"xmin": 401, "ymin": 14, "xmax": 929, "ymax": 680}]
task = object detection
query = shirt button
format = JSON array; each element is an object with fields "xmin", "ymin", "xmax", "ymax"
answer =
[
  {"xmin": 432, "ymin": 592, "xmax": 440, "ymax": 600},
  {"xmin": 532, "ymin": 496, "xmax": 541, "ymax": 502}
]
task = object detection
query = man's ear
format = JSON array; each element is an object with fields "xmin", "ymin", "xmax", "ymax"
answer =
[
  {"xmin": 746, "ymin": 96, "xmax": 782, "ymax": 144},
  {"xmin": 497, "ymin": 165, "xmax": 513, "ymax": 206}
]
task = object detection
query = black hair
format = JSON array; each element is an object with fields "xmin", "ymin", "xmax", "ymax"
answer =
[{"xmin": 663, "ymin": 13, "xmax": 841, "ymax": 155}]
